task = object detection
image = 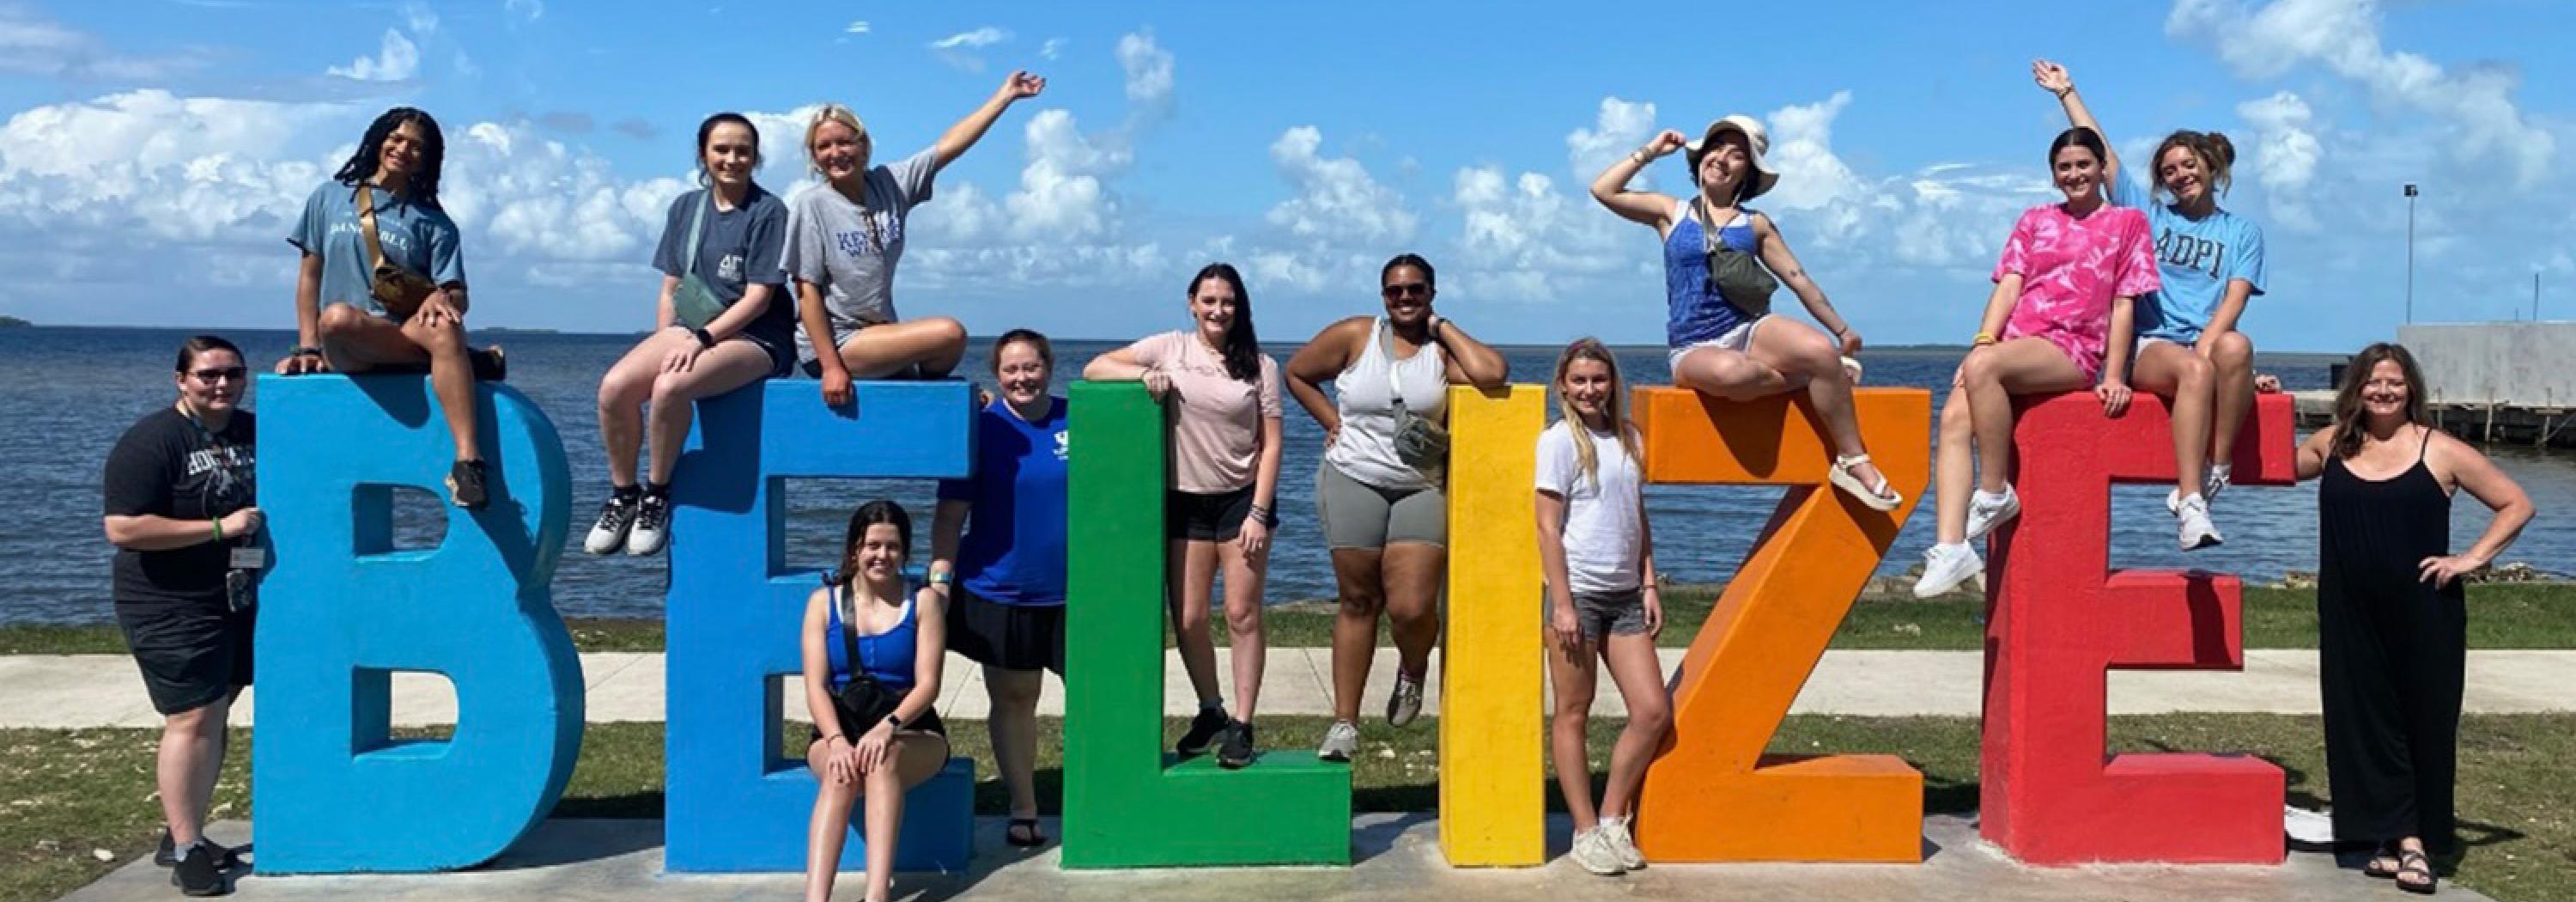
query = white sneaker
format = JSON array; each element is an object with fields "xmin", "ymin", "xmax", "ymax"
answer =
[
  {"xmin": 1601, "ymin": 815, "xmax": 1647, "ymax": 870},
  {"xmin": 2166, "ymin": 464, "xmax": 2233, "ymax": 515},
  {"xmin": 1913, "ymin": 543, "xmax": 1984, "ymax": 599},
  {"xmin": 1965, "ymin": 486, "xmax": 2020, "ymax": 541},
  {"xmin": 624, "ymin": 491, "xmax": 671, "ymax": 556},
  {"xmin": 1316, "ymin": 720, "xmax": 1359, "ymax": 762},
  {"xmin": 1385, "ymin": 670, "xmax": 1425, "ymax": 727},
  {"xmin": 2177, "ymin": 494, "xmax": 2224, "ymax": 551},
  {"xmin": 582, "ymin": 492, "xmax": 638, "ymax": 555},
  {"xmin": 1569, "ymin": 826, "xmax": 1626, "ymax": 875}
]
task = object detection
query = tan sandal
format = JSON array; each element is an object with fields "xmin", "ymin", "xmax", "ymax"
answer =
[{"xmin": 1829, "ymin": 454, "xmax": 1902, "ymax": 512}]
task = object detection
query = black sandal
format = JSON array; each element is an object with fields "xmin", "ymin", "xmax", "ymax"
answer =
[
  {"xmin": 1005, "ymin": 818, "xmax": 1046, "ymax": 849},
  {"xmin": 2362, "ymin": 841, "xmax": 2402, "ymax": 879},
  {"xmin": 2395, "ymin": 849, "xmax": 2438, "ymax": 895}
]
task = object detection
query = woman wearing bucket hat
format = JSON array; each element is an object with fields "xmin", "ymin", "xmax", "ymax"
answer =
[{"xmin": 1589, "ymin": 114, "xmax": 1900, "ymax": 511}]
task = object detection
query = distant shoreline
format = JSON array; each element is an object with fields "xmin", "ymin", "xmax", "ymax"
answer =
[{"xmin": 0, "ymin": 323, "xmax": 2369, "ymax": 359}]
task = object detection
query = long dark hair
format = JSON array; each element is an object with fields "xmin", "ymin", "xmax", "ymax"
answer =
[
  {"xmin": 174, "ymin": 334, "xmax": 241, "ymax": 372},
  {"xmin": 2149, "ymin": 129, "xmax": 2237, "ymax": 203},
  {"xmin": 2330, "ymin": 343, "xmax": 2433, "ymax": 460},
  {"xmin": 2048, "ymin": 126, "xmax": 2107, "ymax": 169},
  {"xmin": 334, "ymin": 107, "xmax": 447, "ymax": 210},
  {"xmin": 694, "ymin": 112, "xmax": 762, "ymax": 187},
  {"xmin": 830, "ymin": 500, "xmax": 913, "ymax": 588},
  {"xmin": 1190, "ymin": 263, "xmax": 1262, "ymax": 382}
]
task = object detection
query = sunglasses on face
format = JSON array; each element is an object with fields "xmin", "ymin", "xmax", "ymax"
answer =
[
  {"xmin": 1382, "ymin": 283, "xmax": 1431, "ymax": 300},
  {"xmin": 189, "ymin": 367, "xmax": 249, "ymax": 384}
]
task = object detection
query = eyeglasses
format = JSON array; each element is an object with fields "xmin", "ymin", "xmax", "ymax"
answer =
[
  {"xmin": 1381, "ymin": 283, "xmax": 1431, "ymax": 300},
  {"xmin": 188, "ymin": 367, "xmax": 249, "ymax": 383}
]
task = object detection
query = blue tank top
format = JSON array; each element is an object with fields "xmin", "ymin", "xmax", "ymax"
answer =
[
  {"xmin": 1662, "ymin": 205, "xmax": 1759, "ymax": 347},
  {"xmin": 825, "ymin": 585, "xmax": 919, "ymax": 692}
]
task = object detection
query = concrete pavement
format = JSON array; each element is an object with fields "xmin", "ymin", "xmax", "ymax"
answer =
[
  {"xmin": 8, "ymin": 648, "xmax": 2576, "ymax": 728},
  {"xmin": 54, "ymin": 816, "xmax": 2493, "ymax": 902}
]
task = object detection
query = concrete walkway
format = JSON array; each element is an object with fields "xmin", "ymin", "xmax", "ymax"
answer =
[
  {"xmin": 9, "ymin": 649, "xmax": 2575, "ymax": 728},
  {"xmin": 57, "ymin": 816, "xmax": 2494, "ymax": 902}
]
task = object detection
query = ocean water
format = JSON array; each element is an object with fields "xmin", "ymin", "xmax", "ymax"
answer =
[{"xmin": 4, "ymin": 326, "xmax": 2566, "ymax": 625}]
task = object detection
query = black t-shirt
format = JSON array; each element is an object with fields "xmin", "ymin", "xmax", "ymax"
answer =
[{"xmin": 103, "ymin": 406, "xmax": 257, "ymax": 607}]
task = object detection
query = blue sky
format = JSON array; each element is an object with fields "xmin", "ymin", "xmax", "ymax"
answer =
[{"xmin": 0, "ymin": 0, "xmax": 2568, "ymax": 351}]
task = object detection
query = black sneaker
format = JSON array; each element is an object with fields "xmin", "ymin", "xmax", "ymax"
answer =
[
  {"xmin": 447, "ymin": 459, "xmax": 489, "ymax": 509},
  {"xmin": 471, "ymin": 346, "xmax": 507, "ymax": 382},
  {"xmin": 1176, "ymin": 707, "xmax": 1230, "ymax": 758},
  {"xmin": 171, "ymin": 840, "xmax": 228, "ymax": 896},
  {"xmin": 155, "ymin": 832, "xmax": 240, "ymax": 869},
  {"xmin": 1218, "ymin": 720, "xmax": 1256, "ymax": 770}
]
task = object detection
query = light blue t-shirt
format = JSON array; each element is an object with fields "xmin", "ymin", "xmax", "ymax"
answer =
[
  {"xmin": 286, "ymin": 181, "xmax": 467, "ymax": 320},
  {"xmin": 2109, "ymin": 175, "xmax": 2265, "ymax": 344}
]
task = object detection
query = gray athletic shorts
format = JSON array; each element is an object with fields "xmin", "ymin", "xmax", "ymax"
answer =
[
  {"xmin": 1569, "ymin": 587, "xmax": 1649, "ymax": 643},
  {"xmin": 1315, "ymin": 462, "xmax": 1446, "ymax": 550}
]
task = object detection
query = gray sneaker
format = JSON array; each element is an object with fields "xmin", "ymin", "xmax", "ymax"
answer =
[
  {"xmin": 1385, "ymin": 670, "xmax": 1425, "ymax": 727},
  {"xmin": 1569, "ymin": 826, "xmax": 1626, "ymax": 875},
  {"xmin": 1317, "ymin": 720, "xmax": 1360, "ymax": 762}
]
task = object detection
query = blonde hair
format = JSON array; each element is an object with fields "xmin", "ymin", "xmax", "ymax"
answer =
[
  {"xmin": 1552, "ymin": 338, "xmax": 1640, "ymax": 490},
  {"xmin": 805, "ymin": 104, "xmax": 871, "ymax": 175}
]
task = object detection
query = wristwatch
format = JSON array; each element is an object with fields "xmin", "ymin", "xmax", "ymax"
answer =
[{"xmin": 884, "ymin": 712, "xmax": 905, "ymax": 730}]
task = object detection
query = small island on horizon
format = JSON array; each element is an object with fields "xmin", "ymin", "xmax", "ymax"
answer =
[{"xmin": 0, "ymin": 314, "xmax": 29, "ymax": 328}]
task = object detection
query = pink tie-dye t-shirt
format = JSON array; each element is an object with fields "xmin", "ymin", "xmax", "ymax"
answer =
[{"xmin": 1990, "ymin": 203, "xmax": 2160, "ymax": 380}]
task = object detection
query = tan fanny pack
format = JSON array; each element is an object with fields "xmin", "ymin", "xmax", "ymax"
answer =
[{"xmin": 359, "ymin": 187, "xmax": 438, "ymax": 320}]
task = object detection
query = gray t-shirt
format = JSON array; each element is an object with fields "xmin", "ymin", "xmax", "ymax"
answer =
[
  {"xmin": 286, "ymin": 181, "xmax": 466, "ymax": 319},
  {"xmin": 782, "ymin": 147, "xmax": 939, "ymax": 364},
  {"xmin": 651, "ymin": 185, "xmax": 794, "ymax": 350}
]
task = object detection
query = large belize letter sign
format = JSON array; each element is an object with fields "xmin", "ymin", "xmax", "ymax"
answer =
[
  {"xmin": 1980, "ymin": 393, "xmax": 2296, "ymax": 864},
  {"xmin": 664, "ymin": 381, "xmax": 977, "ymax": 873},
  {"xmin": 1060, "ymin": 381, "xmax": 1352, "ymax": 868},
  {"xmin": 1630, "ymin": 387, "xmax": 1933, "ymax": 863},
  {"xmin": 253, "ymin": 375, "xmax": 582, "ymax": 873}
]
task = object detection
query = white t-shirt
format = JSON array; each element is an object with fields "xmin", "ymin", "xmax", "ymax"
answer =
[{"xmin": 1535, "ymin": 419, "xmax": 1643, "ymax": 594}]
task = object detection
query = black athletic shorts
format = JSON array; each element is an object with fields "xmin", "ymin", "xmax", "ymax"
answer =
[
  {"xmin": 945, "ymin": 586, "xmax": 1066, "ymax": 676},
  {"xmin": 1169, "ymin": 485, "xmax": 1276, "ymax": 542},
  {"xmin": 114, "ymin": 600, "xmax": 253, "ymax": 716}
]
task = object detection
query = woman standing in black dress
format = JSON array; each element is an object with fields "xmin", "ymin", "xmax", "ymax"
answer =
[{"xmin": 2295, "ymin": 343, "xmax": 2532, "ymax": 895}]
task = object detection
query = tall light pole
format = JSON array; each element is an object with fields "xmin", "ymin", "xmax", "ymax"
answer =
[{"xmin": 2404, "ymin": 183, "xmax": 2419, "ymax": 324}]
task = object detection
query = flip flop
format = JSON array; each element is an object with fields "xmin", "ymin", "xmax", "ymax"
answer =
[{"xmin": 1005, "ymin": 818, "xmax": 1046, "ymax": 849}]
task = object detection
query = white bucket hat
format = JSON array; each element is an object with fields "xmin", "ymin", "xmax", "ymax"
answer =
[{"xmin": 1685, "ymin": 114, "xmax": 1779, "ymax": 201}]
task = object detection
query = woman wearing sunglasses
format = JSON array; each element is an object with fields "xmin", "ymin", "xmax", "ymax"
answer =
[
  {"xmin": 1589, "ymin": 114, "xmax": 1899, "ymax": 511},
  {"xmin": 1283, "ymin": 254, "xmax": 1507, "ymax": 761},
  {"xmin": 102, "ymin": 336, "xmax": 262, "ymax": 895}
]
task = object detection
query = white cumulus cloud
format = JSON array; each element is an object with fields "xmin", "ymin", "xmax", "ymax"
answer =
[
  {"xmin": 2234, "ymin": 90, "xmax": 2324, "ymax": 229},
  {"xmin": 1116, "ymin": 31, "xmax": 1174, "ymax": 110},
  {"xmin": 2167, "ymin": 0, "xmax": 2553, "ymax": 186},
  {"xmin": 1266, "ymin": 126, "xmax": 1416, "ymax": 247},
  {"xmin": 327, "ymin": 28, "xmax": 420, "ymax": 82}
]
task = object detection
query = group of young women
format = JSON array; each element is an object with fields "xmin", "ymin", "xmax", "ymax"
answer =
[{"xmin": 87, "ymin": 59, "xmax": 2518, "ymax": 900}]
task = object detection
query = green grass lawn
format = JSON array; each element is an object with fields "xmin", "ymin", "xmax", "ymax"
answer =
[
  {"xmin": 12, "ymin": 583, "xmax": 2574, "ymax": 655},
  {"xmin": 5, "ymin": 713, "xmax": 2570, "ymax": 902}
]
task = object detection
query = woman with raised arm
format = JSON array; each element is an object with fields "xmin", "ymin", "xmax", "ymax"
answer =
[
  {"xmin": 1913, "ymin": 127, "xmax": 2159, "ymax": 598},
  {"xmin": 1282, "ymin": 253, "xmax": 1508, "ymax": 762},
  {"xmin": 801, "ymin": 501, "xmax": 950, "ymax": 902},
  {"xmin": 1589, "ymin": 114, "xmax": 1899, "ymax": 512},
  {"xmin": 2038, "ymin": 59, "xmax": 2270, "ymax": 549},
  {"xmin": 2294, "ymin": 344, "xmax": 2531, "ymax": 896},
  {"xmin": 1534, "ymin": 338, "xmax": 1668, "ymax": 876},
  {"xmin": 279, "ymin": 107, "xmax": 504, "ymax": 509},
  {"xmin": 587, "ymin": 113, "xmax": 795, "ymax": 558},
  {"xmin": 1084, "ymin": 264, "xmax": 1284, "ymax": 770},
  {"xmin": 788, "ymin": 71, "xmax": 1045, "ymax": 405},
  {"xmin": 928, "ymin": 330, "xmax": 1069, "ymax": 849}
]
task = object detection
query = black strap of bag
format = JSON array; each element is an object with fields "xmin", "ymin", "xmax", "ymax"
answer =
[{"xmin": 830, "ymin": 583, "xmax": 903, "ymax": 732}]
